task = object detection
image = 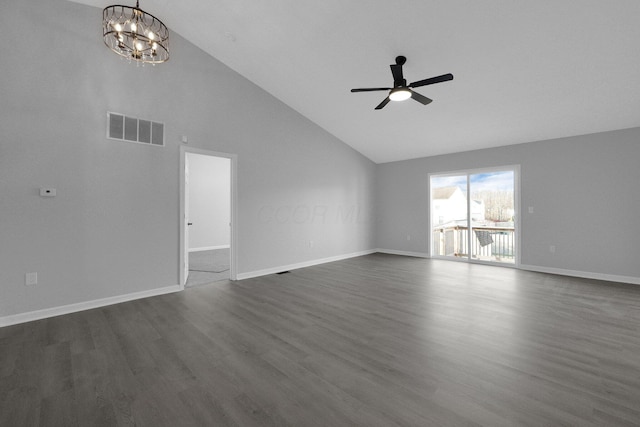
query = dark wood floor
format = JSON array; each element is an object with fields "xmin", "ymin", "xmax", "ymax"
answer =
[{"xmin": 2, "ymin": 254, "xmax": 640, "ymax": 426}]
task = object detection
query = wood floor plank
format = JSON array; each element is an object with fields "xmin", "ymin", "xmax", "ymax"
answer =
[
  {"xmin": 39, "ymin": 389, "xmax": 78, "ymax": 427},
  {"xmin": 2, "ymin": 254, "xmax": 640, "ymax": 426},
  {"xmin": 176, "ymin": 386, "xmax": 238, "ymax": 426},
  {"xmin": 71, "ymin": 349, "xmax": 119, "ymax": 427}
]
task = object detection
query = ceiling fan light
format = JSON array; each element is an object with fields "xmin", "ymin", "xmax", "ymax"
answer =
[{"xmin": 389, "ymin": 88, "xmax": 411, "ymax": 102}]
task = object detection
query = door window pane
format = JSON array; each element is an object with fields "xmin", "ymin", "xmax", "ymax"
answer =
[
  {"xmin": 469, "ymin": 171, "xmax": 515, "ymax": 264},
  {"xmin": 431, "ymin": 175, "xmax": 468, "ymax": 259}
]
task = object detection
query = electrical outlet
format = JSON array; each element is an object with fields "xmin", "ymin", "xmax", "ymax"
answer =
[
  {"xmin": 309, "ymin": 240, "xmax": 314, "ymax": 248},
  {"xmin": 407, "ymin": 235, "xmax": 411, "ymax": 241},
  {"xmin": 25, "ymin": 272, "xmax": 38, "ymax": 286},
  {"xmin": 549, "ymin": 245, "xmax": 556, "ymax": 253}
]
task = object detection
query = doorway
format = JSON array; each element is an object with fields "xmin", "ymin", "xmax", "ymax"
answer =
[
  {"xmin": 180, "ymin": 146, "xmax": 237, "ymax": 288},
  {"xmin": 430, "ymin": 166, "xmax": 519, "ymax": 266}
]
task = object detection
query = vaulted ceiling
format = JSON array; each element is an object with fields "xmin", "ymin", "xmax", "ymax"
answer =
[{"xmin": 73, "ymin": 0, "xmax": 640, "ymax": 163}]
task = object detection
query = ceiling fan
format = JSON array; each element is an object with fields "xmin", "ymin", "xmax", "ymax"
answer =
[{"xmin": 351, "ymin": 56, "xmax": 453, "ymax": 110}]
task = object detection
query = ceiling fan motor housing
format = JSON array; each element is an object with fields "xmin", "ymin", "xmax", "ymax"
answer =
[{"xmin": 350, "ymin": 55, "xmax": 453, "ymax": 109}]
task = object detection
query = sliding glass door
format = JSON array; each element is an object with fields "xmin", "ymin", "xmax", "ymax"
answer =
[{"xmin": 430, "ymin": 167, "xmax": 517, "ymax": 265}]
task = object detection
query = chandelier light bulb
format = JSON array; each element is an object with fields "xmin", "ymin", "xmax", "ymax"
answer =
[
  {"xmin": 148, "ymin": 31, "xmax": 155, "ymax": 40},
  {"xmin": 130, "ymin": 22, "xmax": 137, "ymax": 32},
  {"xmin": 113, "ymin": 22, "xmax": 122, "ymax": 32}
]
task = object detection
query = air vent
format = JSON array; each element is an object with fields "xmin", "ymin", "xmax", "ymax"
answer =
[{"xmin": 107, "ymin": 112, "xmax": 164, "ymax": 146}]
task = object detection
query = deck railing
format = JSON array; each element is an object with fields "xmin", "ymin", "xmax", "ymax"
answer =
[{"xmin": 432, "ymin": 225, "xmax": 515, "ymax": 263}]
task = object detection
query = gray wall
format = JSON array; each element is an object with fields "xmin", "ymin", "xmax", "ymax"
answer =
[
  {"xmin": 0, "ymin": 0, "xmax": 376, "ymax": 317},
  {"xmin": 187, "ymin": 153, "xmax": 230, "ymax": 250},
  {"xmin": 376, "ymin": 127, "xmax": 640, "ymax": 279}
]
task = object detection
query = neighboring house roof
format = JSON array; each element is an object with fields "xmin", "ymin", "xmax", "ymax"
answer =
[{"xmin": 432, "ymin": 186, "xmax": 460, "ymax": 199}]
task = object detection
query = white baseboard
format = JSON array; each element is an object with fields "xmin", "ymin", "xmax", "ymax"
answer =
[
  {"xmin": 374, "ymin": 251, "xmax": 640, "ymax": 285},
  {"xmin": 519, "ymin": 264, "xmax": 640, "ymax": 286},
  {"xmin": 189, "ymin": 245, "xmax": 230, "ymax": 252},
  {"xmin": 237, "ymin": 249, "xmax": 377, "ymax": 280},
  {"xmin": 375, "ymin": 248, "xmax": 430, "ymax": 258},
  {"xmin": 0, "ymin": 285, "xmax": 181, "ymax": 328},
  {"xmin": 7, "ymin": 258, "xmax": 634, "ymax": 328}
]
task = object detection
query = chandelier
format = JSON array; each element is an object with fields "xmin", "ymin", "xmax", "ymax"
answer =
[{"xmin": 103, "ymin": 1, "xmax": 169, "ymax": 64}]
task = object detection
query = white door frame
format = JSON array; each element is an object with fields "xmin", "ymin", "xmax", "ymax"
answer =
[
  {"xmin": 179, "ymin": 145, "xmax": 238, "ymax": 288},
  {"xmin": 184, "ymin": 154, "xmax": 190, "ymax": 282}
]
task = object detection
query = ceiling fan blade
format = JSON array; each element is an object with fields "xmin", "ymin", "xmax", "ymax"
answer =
[
  {"xmin": 390, "ymin": 64, "xmax": 404, "ymax": 84},
  {"xmin": 410, "ymin": 90, "xmax": 433, "ymax": 105},
  {"xmin": 409, "ymin": 73, "xmax": 454, "ymax": 88},
  {"xmin": 374, "ymin": 97, "xmax": 391, "ymax": 110},
  {"xmin": 351, "ymin": 87, "xmax": 392, "ymax": 92}
]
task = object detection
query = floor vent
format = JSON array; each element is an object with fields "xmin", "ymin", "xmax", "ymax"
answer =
[
  {"xmin": 276, "ymin": 271, "xmax": 290, "ymax": 275},
  {"xmin": 107, "ymin": 112, "xmax": 164, "ymax": 146}
]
